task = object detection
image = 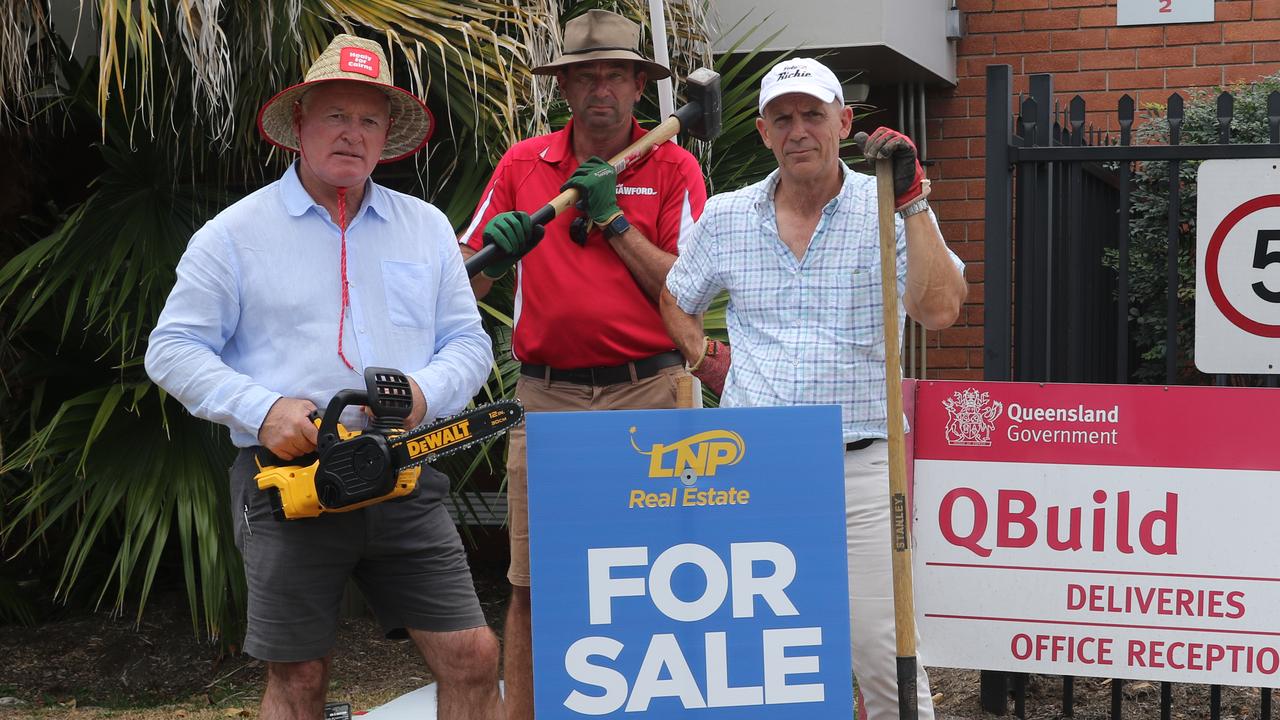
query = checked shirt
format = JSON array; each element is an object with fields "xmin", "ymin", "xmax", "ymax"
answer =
[{"xmin": 666, "ymin": 163, "xmax": 963, "ymax": 442}]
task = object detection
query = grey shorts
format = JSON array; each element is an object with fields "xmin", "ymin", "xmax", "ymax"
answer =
[{"xmin": 230, "ymin": 448, "xmax": 487, "ymax": 663}]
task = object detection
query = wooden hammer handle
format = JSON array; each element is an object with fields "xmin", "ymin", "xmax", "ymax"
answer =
[{"xmin": 466, "ymin": 116, "xmax": 683, "ymax": 277}]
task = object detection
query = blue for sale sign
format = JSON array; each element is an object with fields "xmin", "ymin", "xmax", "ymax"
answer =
[{"xmin": 527, "ymin": 405, "xmax": 853, "ymax": 719}]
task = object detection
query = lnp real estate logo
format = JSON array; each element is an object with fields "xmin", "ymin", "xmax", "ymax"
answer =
[
  {"xmin": 943, "ymin": 388, "xmax": 1004, "ymax": 446},
  {"xmin": 629, "ymin": 427, "xmax": 746, "ymax": 485}
]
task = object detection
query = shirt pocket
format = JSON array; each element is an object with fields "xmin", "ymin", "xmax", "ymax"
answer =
[
  {"xmin": 814, "ymin": 258, "xmax": 876, "ymax": 343},
  {"xmin": 381, "ymin": 260, "xmax": 435, "ymax": 329}
]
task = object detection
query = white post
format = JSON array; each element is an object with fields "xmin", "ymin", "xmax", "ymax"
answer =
[{"xmin": 647, "ymin": 0, "xmax": 675, "ymax": 121}]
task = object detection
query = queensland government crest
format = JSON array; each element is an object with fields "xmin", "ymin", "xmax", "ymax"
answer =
[{"xmin": 942, "ymin": 388, "xmax": 1004, "ymax": 446}]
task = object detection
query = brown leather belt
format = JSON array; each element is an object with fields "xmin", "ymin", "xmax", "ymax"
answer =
[{"xmin": 520, "ymin": 351, "xmax": 684, "ymax": 386}]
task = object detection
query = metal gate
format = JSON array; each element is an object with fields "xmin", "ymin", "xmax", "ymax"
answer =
[{"xmin": 979, "ymin": 63, "xmax": 1280, "ymax": 717}]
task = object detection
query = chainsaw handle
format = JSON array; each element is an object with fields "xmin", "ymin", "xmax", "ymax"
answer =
[
  {"xmin": 252, "ymin": 408, "xmax": 323, "ymax": 469},
  {"xmin": 254, "ymin": 446, "xmax": 318, "ymax": 471},
  {"xmin": 316, "ymin": 388, "xmax": 368, "ymax": 451}
]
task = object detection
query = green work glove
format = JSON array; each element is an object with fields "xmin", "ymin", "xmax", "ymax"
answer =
[
  {"xmin": 561, "ymin": 156, "xmax": 622, "ymax": 226},
  {"xmin": 480, "ymin": 211, "xmax": 543, "ymax": 279}
]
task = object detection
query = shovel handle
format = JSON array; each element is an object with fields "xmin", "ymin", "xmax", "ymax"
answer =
[{"xmin": 875, "ymin": 157, "xmax": 919, "ymax": 720}]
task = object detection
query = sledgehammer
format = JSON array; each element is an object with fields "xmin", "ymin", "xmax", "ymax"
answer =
[
  {"xmin": 464, "ymin": 67, "xmax": 722, "ymax": 278},
  {"xmin": 855, "ymin": 130, "xmax": 920, "ymax": 720}
]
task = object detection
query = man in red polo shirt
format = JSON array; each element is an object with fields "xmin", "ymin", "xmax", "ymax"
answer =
[{"xmin": 457, "ymin": 9, "xmax": 711, "ymax": 720}]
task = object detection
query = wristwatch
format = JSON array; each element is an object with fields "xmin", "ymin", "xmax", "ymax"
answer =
[
  {"xmin": 898, "ymin": 197, "xmax": 930, "ymax": 219},
  {"xmin": 601, "ymin": 213, "xmax": 631, "ymax": 239}
]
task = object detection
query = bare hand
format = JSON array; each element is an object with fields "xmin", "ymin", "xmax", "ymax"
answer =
[
  {"xmin": 258, "ymin": 397, "xmax": 319, "ymax": 460},
  {"xmin": 405, "ymin": 377, "xmax": 427, "ymax": 429}
]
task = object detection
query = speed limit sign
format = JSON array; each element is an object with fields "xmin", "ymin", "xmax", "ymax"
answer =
[{"xmin": 1195, "ymin": 159, "xmax": 1280, "ymax": 373}]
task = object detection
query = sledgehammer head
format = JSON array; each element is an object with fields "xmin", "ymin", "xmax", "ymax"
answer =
[{"xmin": 675, "ymin": 67, "xmax": 722, "ymax": 141}]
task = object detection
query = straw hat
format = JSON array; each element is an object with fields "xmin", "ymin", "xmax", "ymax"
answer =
[
  {"xmin": 533, "ymin": 10, "xmax": 671, "ymax": 80},
  {"xmin": 257, "ymin": 34, "xmax": 434, "ymax": 163}
]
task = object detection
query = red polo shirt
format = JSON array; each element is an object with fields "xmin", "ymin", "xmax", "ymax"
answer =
[{"xmin": 461, "ymin": 119, "xmax": 707, "ymax": 368}]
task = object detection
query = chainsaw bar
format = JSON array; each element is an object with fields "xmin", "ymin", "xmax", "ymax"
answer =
[{"xmin": 386, "ymin": 399, "xmax": 523, "ymax": 472}]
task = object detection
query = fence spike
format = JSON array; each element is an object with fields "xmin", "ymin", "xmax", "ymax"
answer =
[
  {"xmin": 1020, "ymin": 96, "xmax": 1038, "ymax": 144},
  {"xmin": 1168, "ymin": 93, "xmax": 1184, "ymax": 145},
  {"xmin": 1070, "ymin": 95, "xmax": 1086, "ymax": 146},
  {"xmin": 1217, "ymin": 92, "xmax": 1234, "ymax": 144},
  {"xmin": 1119, "ymin": 95, "xmax": 1134, "ymax": 146}
]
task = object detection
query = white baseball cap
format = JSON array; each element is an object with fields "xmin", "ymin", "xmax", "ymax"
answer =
[{"xmin": 758, "ymin": 57, "xmax": 844, "ymax": 115}]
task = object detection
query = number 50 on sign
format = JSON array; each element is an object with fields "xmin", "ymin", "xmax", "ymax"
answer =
[{"xmin": 1195, "ymin": 160, "xmax": 1280, "ymax": 373}]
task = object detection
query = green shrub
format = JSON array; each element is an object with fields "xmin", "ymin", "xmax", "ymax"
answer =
[{"xmin": 1118, "ymin": 73, "xmax": 1280, "ymax": 384}]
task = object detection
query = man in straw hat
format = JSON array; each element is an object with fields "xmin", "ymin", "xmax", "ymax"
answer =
[
  {"xmin": 147, "ymin": 34, "xmax": 502, "ymax": 719},
  {"xmin": 457, "ymin": 9, "xmax": 713, "ymax": 719},
  {"xmin": 660, "ymin": 56, "xmax": 967, "ymax": 720}
]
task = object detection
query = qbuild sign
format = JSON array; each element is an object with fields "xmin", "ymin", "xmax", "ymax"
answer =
[
  {"xmin": 914, "ymin": 381, "xmax": 1280, "ymax": 687},
  {"xmin": 526, "ymin": 406, "xmax": 852, "ymax": 719}
]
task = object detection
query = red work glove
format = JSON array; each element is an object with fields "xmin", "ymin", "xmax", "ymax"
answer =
[
  {"xmin": 690, "ymin": 338, "xmax": 731, "ymax": 396},
  {"xmin": 857, "ymin": 127, "xmax": 928, "ymax": 211}
]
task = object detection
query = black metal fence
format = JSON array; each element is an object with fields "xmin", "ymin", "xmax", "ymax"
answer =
[{"xmin": 980, "ymin": 63, "xmax": 1280, "ymax": 717}]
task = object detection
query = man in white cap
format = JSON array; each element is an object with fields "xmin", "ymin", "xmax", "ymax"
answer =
[
  {"xmin": 660, "ymin": 56, "xmax": 967, "ymax": 719},
  {"xmin": 146, "ymin": 34, "xmax": 501, "ymax": 719},
  {"xmin": 456, "ymin": 10, "xmax": 712, "ymax": 720}
]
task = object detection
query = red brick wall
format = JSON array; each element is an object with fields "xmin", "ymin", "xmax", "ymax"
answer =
[{"xmin": 924, "ymin": 0, "xmax": 1280, "ymax": 380}]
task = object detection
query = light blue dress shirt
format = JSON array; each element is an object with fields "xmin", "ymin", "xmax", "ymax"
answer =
[
  {"xmin": 146, "ymin": 163, "xmax": 493, "ymax": 448},
  {"xmin": 666, "ymin": 164, "xmax": 964, "ymax": 442}
]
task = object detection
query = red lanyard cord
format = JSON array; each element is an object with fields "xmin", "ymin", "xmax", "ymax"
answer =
[
  {"xmin": 297, "ymin": 130, "xmax": 357, "ymax": 372},
  {"xmin": 336, "ymin": 186, "xmax": 354, "ymax": 371}
]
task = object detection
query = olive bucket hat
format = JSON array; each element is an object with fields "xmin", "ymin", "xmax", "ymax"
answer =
[{"xmin": 533, "ymin": 10, "xmax": 671, "ymax": 80}]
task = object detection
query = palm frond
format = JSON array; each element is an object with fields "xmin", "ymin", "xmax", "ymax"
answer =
[
  {"xmin": 76, "ymin": 0, "xmax": 556, "ymax": 177},
  {"xmin": 0, "ymin": 1, "xmax": 54, "ymax": 126},
  {"xmin": 0, "ymin": 135, "xmax": 232, "ymax": 362},
  {"xmin": 2, "ymin": 380, "xmax": 242, "ymax": 638}
]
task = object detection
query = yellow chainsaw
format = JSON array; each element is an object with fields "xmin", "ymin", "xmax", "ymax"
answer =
[{"xmin": 254, "ymin": 367, "xmax": 522, "ymax": 520}]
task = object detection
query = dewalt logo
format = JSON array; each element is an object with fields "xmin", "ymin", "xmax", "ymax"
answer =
[
  {"xmin": 628, "ymin": 427, "xmax": 746, "ymax": 483},
  {"xmin": 406, "ymin": 419, "xmax": 472, "ymax": 458}
]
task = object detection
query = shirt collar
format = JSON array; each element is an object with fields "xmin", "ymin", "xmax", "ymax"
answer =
[
  {"xmin": 755, "ymin": 161, "xmax": 854, "ymax": 215},
  {"xmin": 540, "ymin": 117, "xmax": 648, "ymax": 167},
  {"xmin": 279, "ymin": 161, "xmax": 387, "ymax": 222}
]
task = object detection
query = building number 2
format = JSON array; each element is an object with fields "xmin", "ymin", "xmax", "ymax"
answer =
[
  {"xmin": 1158, "ymin": 0, "xmax": 1172, "ymax": 11},
  {"xmin": 1253, "ymin": 229, "xmax": 1280, "ymax": 303}
]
